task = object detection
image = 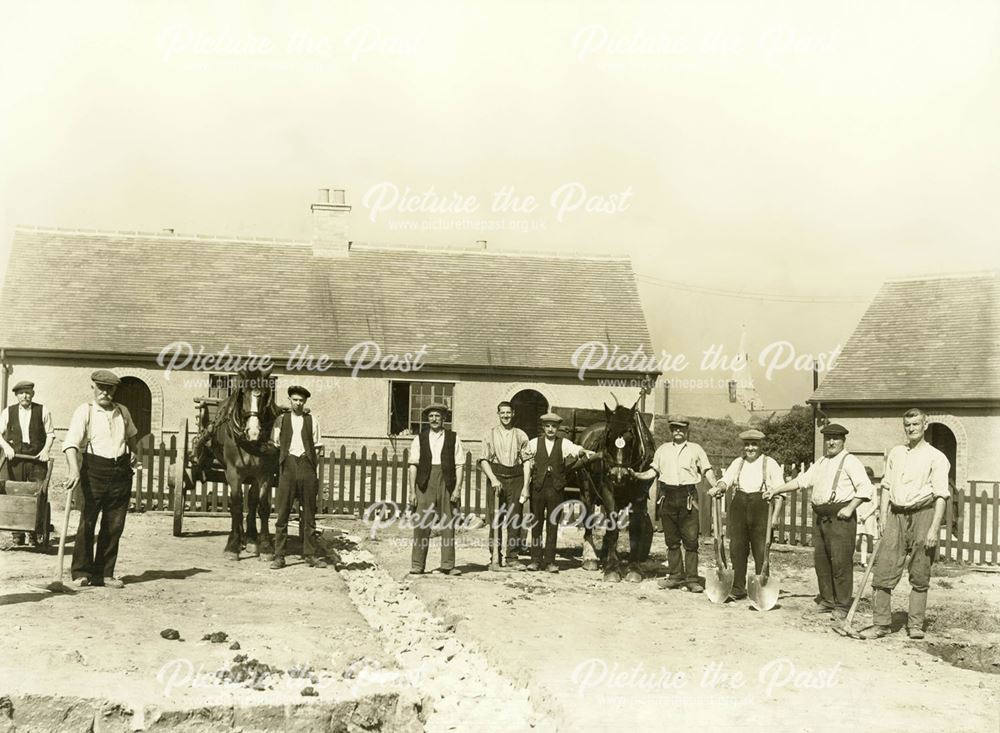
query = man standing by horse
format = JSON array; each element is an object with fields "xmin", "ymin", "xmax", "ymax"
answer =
[
  {"xmin": 1, "ymin": 380, "xmax": 55, "ymax": 545},
  {"xmin": 764, "ymin": 424, "xmax": 874, "ymax": 618},
  {"xmin": 710, "ymin": 429, "xmax": 783, "ymax": 600},
  {"xmin": 63, "ymin": 370, "xmax": 139, "ymax": 588},
  {"xmin": 271, "ymin": 385, "xmax": 325, "ymax": 569},
  {"xmin": 408, "ymin": 404, "xmax": 465, "ymax": 576},
  {"xmin": 632, "ymin": 415, "xmax": 715, "ymax": 593},
  {"xmin": 479, "ymin": 401, "xmax": 530, "ymax": 571},
  {"xmin": 520, "ymin": 413, "xmax": 598, "ymax": 573}
]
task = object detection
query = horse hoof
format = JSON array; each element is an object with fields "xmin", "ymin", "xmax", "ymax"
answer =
[
  {"xmin": 582, "ymin": 560, "xmax": 601, "ymax": 572},
  {"xmin": 260, "ymin": 553, "xmax": 274, "ymax": 562},
  {"xmin": 224, "ymin": 552, "xmax": 239, "ymax": 562},
  {"xmin": 603, "ymin": 572, "xmax": 622, "ymax": 583},
  {"xmin": 625, "ymin": 571, "xmax": 643, "ymax": 583}
]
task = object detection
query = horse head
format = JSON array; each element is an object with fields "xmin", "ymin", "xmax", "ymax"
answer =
[
  {"xmin": 602, "ymin": 397, "xmax": 654, "ymax": 488},
  {"xmin": 232, "ymin": 365, "xmax": 275, "ymax": 443}
]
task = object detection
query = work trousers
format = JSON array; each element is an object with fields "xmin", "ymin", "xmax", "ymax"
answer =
[
  {"xmin": 71, "ymin": 454, "xmax": 133, "ymax": 580},
  {"xmin": 660, "ymin": 484, "xmax": 700, "ymax": 582},
  {"xmin": 275, "ymin": 454, "xmax": 319, "ymax": 559},
  {"xmin": 530, "ymin": 477, "xmax": 563, "ymax": 567},
  {"xmin": 727, "ymin": 491, "xmax": 768, "ymax": 592},
  {"xmin": 411, "ymin": 466, "xmax": 456, "ymax": 572},
  {"xmin": 812, "ymin": 504, "xmax": 857, "ymax": 610},
  {"xmin": 488, "ymin": 467, "xmax": 525, "ymax": 564},
  {"xmin": 872, "ymin": 502, "xmax": 938, "ymax": 630}
]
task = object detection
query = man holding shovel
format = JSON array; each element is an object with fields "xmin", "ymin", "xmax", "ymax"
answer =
[
  {"xmin": 764, "ymin": 424, "xmax": 874, "ymax": 619},
  {"xmin": 860, "ymin": 409, "xmax": 949, "ymax": 640},
  {"xmin": 631, "ymin": 415, "xmax": 714, "ymax": 593},
  {"xmin": 478, "ymin": 401, "xmax": 529, "ymax": 571}
]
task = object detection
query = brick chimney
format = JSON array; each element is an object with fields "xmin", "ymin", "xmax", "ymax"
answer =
[{"xmin": 311, "ymin": 188, "xmax": 351, "ymax": 258}]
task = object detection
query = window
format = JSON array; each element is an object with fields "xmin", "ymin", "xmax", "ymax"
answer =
[
  {"xmin": 209, "ymin": 374, "xmax": 236, "ymax": 399},
  {"xmin": 389, "ymin": 381, "xmax": 454, "ymax": 434}
]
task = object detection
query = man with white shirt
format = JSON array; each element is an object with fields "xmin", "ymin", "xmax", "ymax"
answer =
[
  {"xmin": 765, "ymin": 423, "xmax": 874, "ymax": 617},
  {"xmin": 271, "ymin": 385, "xmax": 324, "ymax": 569},
  {"xmin": 860, "ymin": 409, "xmax": 950, "ymax": 640},
  {"xmin": 479, "ymin": 401, "xmax": 530, "ymax": 571},
  {"xmin": 63, "ymin": 370, "xmax": 139, "ymax": 588},
  {"xmin": 408, "ymin": 404, "xmax": 465, "ymax": 575},
  {"xmin": 519, "ymin": 413, "xmax": 598, "ymax": 573},
  {"xmin": 632, "ymin": 415, "xmax": 715, "ymax": 593},
  {"xmin": 1, "ymin": 380, "xmax": 55, "ymax": 545},
  {"xmin": 710, "ymin": 429, "xmax": 784, "ymax": 600}
]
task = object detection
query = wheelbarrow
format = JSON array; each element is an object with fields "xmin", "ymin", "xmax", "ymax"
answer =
[{"xmin": 0, "ymin": 453, "xmax": 55, "ymax": 548}]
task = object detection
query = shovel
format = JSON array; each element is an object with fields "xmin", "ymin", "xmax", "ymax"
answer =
[
  {"xmin": 40, "ymin": 481, "xmax": 77, "ymax": 594},
  {"xmin": 749, "ymin": 498, "xmax": 780, "ymax": 611},
  {"xmin": 705, "ymin": 495, "xmax": 734, "ymax": 604},
  {"xmin": 833, "ymin": 534, "xmax": 884, "ymax": 638}
]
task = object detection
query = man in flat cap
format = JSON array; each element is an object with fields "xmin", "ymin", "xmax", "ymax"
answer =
[
  {"xmin": 519, "ymin": 413, "xmax": 598, "ymax": 573},
  {"xmin": 631, "ymin": 415, "xmax": 715, "ymax": 593},
  {"xmin": 765, "ymin": 423, "xmax": 874, "ymax": 618},
  {"xmin": 271, "ymin": 385, "xmax": 325, "ymax": 569},
  {"xmin": 63, "ymin": 370, "xmax": 139, "ymax": 588},
  {"xmin": 478, "ymin": 401, "xmax": 529, "ymax": 570},
  {"xmin": 408, "ymin": 404, "xmax": 465, "ymax": 575},
  {"xmin": 1, "ymin": 380, "xmax": 56, "ymax": 545},
  {"xmin": 860, "ymin": 408, "xmax": 950, "ymax": 640},
  {"xmin": 710, "ymin": 429, "xmax": 784, "ymax": 600}
]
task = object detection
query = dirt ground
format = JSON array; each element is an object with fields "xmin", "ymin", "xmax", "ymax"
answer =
[{"xmin": 1, "ymin": 506, "xmax": 999, "ymax": 732}]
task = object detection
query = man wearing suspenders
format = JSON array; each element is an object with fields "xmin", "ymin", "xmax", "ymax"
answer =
[
  {"xmin": 62, "ymin": 370, "xmax": 139, "ymax": 588},
  {"xmin": 710, "ymin": 429, "xmax": 783, "ymax": 600},
  {"xmin": 765, "ymin": 424, "xmax": 874, "ymax": 618}
]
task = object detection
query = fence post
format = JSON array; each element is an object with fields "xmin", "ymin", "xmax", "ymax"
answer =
[
  {"xmin": 992, "ymin": 483, "xmax": 999, "ymax": 566},
  {"xmin": 380, "ymin": 448, "xmax": 388, "ymax": 505},
  {"xmin": 338, "ymin": 446, "xmax": 346, "ymax": 514},
  {"xmin": 349, "ymin": 450, "xmax": 358, "ymax": 517},
  {"xmin": 979, "ymin": 488, "xmax": 988, "ymax": 566}
]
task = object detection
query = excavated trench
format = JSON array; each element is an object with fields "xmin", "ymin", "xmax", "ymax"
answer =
[{"xmin": 919, "ymin": 641, "xmax": 1000, "ymax": 675}]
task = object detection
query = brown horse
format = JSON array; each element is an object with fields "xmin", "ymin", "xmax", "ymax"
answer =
[
  {"xmin": 196, "ymin": 367, "xmax": 280, "ymax": 561},
  {"xmin": 575, "ymin": 399, "xmax": 655, "ymax": 582}
]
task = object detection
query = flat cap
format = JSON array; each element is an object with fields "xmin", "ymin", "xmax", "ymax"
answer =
[
  {"xmin": 539, "ymin": 412, "xmax": 563, "ymax": 424},
  {"xmin": 422, "ymin": 403, "xmax": 451, "ymax": 419},
  {"xmin": 91, "ymin": 369, "xmax": 120, "ymax": 386},
  {"xmin": 287, "ymin": 385, "xmax": 311, "ymax": 399},
  {"xmin": 821, "ymin": 423, "xmax": 849, "ymax": 437},
  {"xmin": 11, "ymin": 380, "xmax": 34, "ymax": 393},
  {"xmin": 667, "ymin": 414, "xmax": 690, "ymax": 427},
  {"xmin": 739, "ymin": 428, "xmax": 765, "ymax": 441}
]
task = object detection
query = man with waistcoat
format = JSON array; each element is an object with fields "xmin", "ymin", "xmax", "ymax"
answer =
[
  {"xmin": 1, "ymin": 380, "xmax": 55, "ymax": 545},
  {"xmin": 271, "ymin": 385, "xmax": 325, "ymax": 569},
  {"xmin": 519, "ymin": 413, "xmax": 598, "ymax": 573},
  {"xmin": 709, "ymin": 429, "xmax": 784, "ymax": 600},
  {"xmin": 408, "ymin": 404, "xmax": 465, "ymax": 576},
  {"xmin": 860, "ymin": 408, "xmax": 950, "ymax": 640},
  {"xmin": 632, "ymin": 415, "xmax": 715, "ymax": 593},
  {"xmin": 63, "ymin": 370, "xmax": 139, "ymax": 588},
  {"xmin": 479, "ymin": 401, "xmax": 529, "ymax": 571},
  {"xmin": 765, "ymin": 423, "xmax": 874, "ymax": 618}
]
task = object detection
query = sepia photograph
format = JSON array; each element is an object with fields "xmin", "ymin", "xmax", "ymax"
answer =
[{"xmin": 1, "ymin": 2, "xmax": 998, "ymax": 731}]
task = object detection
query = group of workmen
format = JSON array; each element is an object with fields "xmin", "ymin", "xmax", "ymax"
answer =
[{"xmin": 4, "ymin": 374, "xmax": 951, "ymax": 640}]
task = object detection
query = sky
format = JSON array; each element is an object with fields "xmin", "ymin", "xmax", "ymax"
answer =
[{"xmin": 1, "ymin": 1, "xmax": 998, "ymax": 408}]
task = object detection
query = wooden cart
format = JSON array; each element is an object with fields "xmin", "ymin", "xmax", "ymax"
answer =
[{"xmin": 0, "ymin": 454, "xmax": 54, "ymax": 549}]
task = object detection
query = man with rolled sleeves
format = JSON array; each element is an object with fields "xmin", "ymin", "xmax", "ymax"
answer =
[
  {"xmin": 861, "ymin": 408, "xmax": 950, "ymax": 640},
  {"xmin": 631, "ymin": 415, "xmax": 715, "ymax": 593},
  {"xmin": 1, "ymin": 380, "xmax": 55, "ymax": 545},
  {"xmin": 478, "ymin": 401, "xmax": 529, "ymax": 571},
  {"xmin": 709, "ymin": 429, "xmax": 784, "ymax": 600},
  {"xmin": 271, "ymin": 385, "xmax": 325, "ymax": 570},
  {"xmin": 408, "ymin": 404, "xmax": 465, "ymax": 576},
  {"xmin": 519, "ymin": 413, "xmax": 598, "ymax": 573},
  {"xmin": 63, "ymin": 370, "xmax": 139, "ymax": 588},
  {"xmin": 765, "ymin": 423, "xmax": 874, "ymax": 617}
]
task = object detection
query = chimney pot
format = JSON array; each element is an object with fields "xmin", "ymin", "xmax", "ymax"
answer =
[
  {"xmin": 317, "ymin": 188, "xmax": 330, "ymax": 204},
  {"xmin": 332, "ymin": 189, "xmax": 346, "ymax": 206},
  {"xmin": 475, "ymin": 240, "xmax": 487, "ymax": 249},
  {"xmin": 162, "ymin": 228, "xmax": 175, "ymax": 234}
]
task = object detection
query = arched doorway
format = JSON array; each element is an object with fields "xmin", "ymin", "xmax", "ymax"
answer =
[
  {"xmin": 927, "ymin": 423, "xmax": 958, "ymax": 487},
  {"xmin": 511, "ymin": 389, "xmax": 548, "ymax": 439},
  {"xmin": 117, "ymin": 376, "xmax": 152, "ymax": 440}
]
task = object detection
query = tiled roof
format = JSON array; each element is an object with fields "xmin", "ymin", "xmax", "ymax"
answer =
[
  {"xmin": 811, "ymin": 272, "xmax": 1000, "ymax": 402},
  {"xmin": 0, "ymin": 227, "xmax": 653, "ymax": 373}
]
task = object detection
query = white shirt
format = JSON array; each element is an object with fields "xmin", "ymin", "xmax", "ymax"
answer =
[
  {"xmin": 792, "ymin": 450, "xmax": 873, "ymax": 506},
  {"xmin": 0, "ymin": 403, "xmax": 55, "ymax": 448},
  {"xmin": 62, "ymin": 402, "xmax": 138, "ymax": 459},
  {"xmin": 650, "ymin": 441, "xmax": 711, "ymax": 485},
  {"xmin": 883, "ymin": 441, "xmax": 951, "ymax": 507},
  {"xmin": 721, "ymin": 455, "xmax": 784, "ymax": 493},
  {"xmin": 521, "ymin": 437, "xmax": 588, "ymax": 462},
  {"xmin": 271, "ymin": 412, "xmax": 322, "ymax": 457},
  {"xmin": 408, "ymin": 429, "xmax": 465, "ymax": 465}
]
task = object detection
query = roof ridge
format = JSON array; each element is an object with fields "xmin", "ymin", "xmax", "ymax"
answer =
[
  {"xmin": 885, "ymin": 269, "xmax": 998, "ymax": 284},
  {"xmin": 14, "ymin": 224, "xmax": 310, "ymax": 247},
  {"xmin": 349, "ymin": 242, "xmax": 631, "ymax": 262}
]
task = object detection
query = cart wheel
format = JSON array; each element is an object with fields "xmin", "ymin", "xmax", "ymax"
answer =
[{"xmin": 172, "ymin": 418, "xmax": 190, "ymax": 537}]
